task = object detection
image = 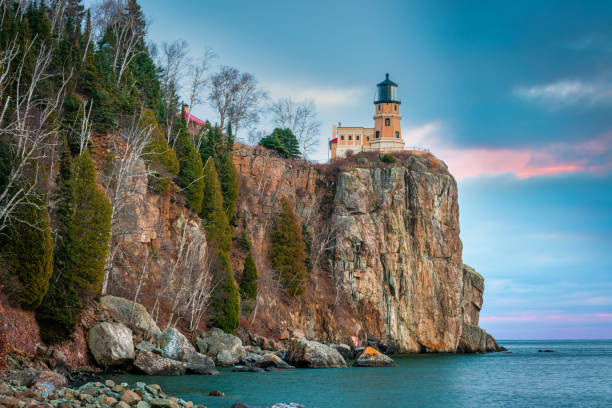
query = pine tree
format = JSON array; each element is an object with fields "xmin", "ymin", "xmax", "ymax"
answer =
[
  {"xmin": 270, "ymin": 197, "xmax": 307, "ymax": 296},
  {"xmin": 240, "ymin": 252, "xmax": 258, "ymax": 301},
  {"xmin": 259, "ymin": 128, "xmax": 300, "ymax": 159},
  {"xmin": 200, "ymin": 159, "xmax": 231, "ymax": 253},
  {"xmin": 1, "ymin": 196, "xmax": 53, "ymax": 310},
  {"xmin": 37, "ymin": 150, "xmax": 112, "ymax": 343},
  {"xmin": 175, "ymin": 117, "xmax": 204, "ymax": 212},
  {"xmin": 211, "ymin": 252, "xmax": 240, "ymax": 333}
]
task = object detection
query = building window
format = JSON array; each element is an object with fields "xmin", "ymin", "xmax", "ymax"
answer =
[
  {"xmin": 396, "ymin": 131, "xmax": 400, "ymax": 138},
  {"xmin": 341, "ymin": 135, "xmax": 344, "ymax": 140},
  {"xmin": 367, "ymin": 136, "xmax": 370, "ymax": 141},
  {"xmin": 376, "ymin": 131, "xmax": 380, "ymax": 138},
  {"xmin": 378, "ymin": 105, "xmax": 381, "ymax": 112},
  {"xmin": 394, "ymin": 104, "xmax": 397, "ymax": 111},
  {"xmin": 385, "ymin": 118, "xmax": 390, "ymax": 126},
  {"xmin": 356, "ymin": 135, "xmax": 360, "ymax": 141},
  {"xmin": 349, "ymin": 135, "xmax": 352, "ymax": 141}
]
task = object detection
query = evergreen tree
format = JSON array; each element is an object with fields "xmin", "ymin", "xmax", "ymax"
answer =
[
  {"xmin": 270, "ymin": 197, "xmax": 307, "ymax": 296},
  {"xmin": 1, "ymin": 196, "xmax": 53, "ymax": 310},
  {"xmin": 259, "ymin": 128, "xmax": 300, "ymax": 159},
  {"xmin": 211, "ymin": 252, "xmax": 240, "ymax": 333},
  {"xmin": 37, "ymin": 150, "xmax": 112, "ymax": 343},
  {"xmin": 200, "ymin": 159, "xmax": 231, "ymax": 253},
  {"xmin": 175, "ymin": 117, "xmax": 204, "ymax": 212},
  {"xmin": 200, "ymin": 125, "xmax": 238, "ymax": 220},
  {"xmin": 240, "ymin": 252, "xmax": 258, "ymax": 301}
]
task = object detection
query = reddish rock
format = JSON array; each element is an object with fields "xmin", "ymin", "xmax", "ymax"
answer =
[{"xmin": 353, "ymin": 346, "xmax": 396, "ymax": 367}]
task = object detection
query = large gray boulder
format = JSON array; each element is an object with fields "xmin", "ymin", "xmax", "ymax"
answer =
[
  {"xmin": 100, "ymin": 295, "xmax": 161, "ymax": 336},
  {"xmin": 197, "ymin": 328, "xmax": 244, "ymax": 364},
  {"xmin": 133, "ymin": 351, "xmax": 186, "ymax": 376},
  {"xmin": 331, "ymin": 344, "xmax": 353, "ymax": 361},
  {"xmin": 353, "ymin": 346, "xmax": 396, "ymax": 367},
  {"xmin": 87, "ymin": 322, "xmax": 135, "ymax": 367},
  {"xmin": 254, "ymin": 353, "xmax": 294, "ymax": 369},
  {"xmin": 158, "ymin": 328, "xmax": 214, "ymax": 370},
  {"xmin": 285, "ymin": 338, "xmax": 347, "ymax": 368}
]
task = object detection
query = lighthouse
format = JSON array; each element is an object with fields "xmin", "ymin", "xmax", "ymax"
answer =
[{"xmin": 329, "ymin": 73, "xmax": 405, "ymax": 159}]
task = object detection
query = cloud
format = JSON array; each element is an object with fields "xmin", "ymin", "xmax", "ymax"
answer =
[
  {"xmin": 264, "ymin": 81, "xmax": 367, "ymax": 108},
  {"xmin": 514, "ymin": 79, "xmax": 612, "ymax": 107},
  {"xmin": 403, "ymin": 122, "xmax": 612, "ymax": 179}
]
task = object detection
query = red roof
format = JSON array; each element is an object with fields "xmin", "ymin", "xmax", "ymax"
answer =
[
  {"xmin": 177, "ymin": 111, "xmax": 206, "ymax": 125},
  {"xmin": 329, "ymin": 137, "xmax": 338, "ymax": 143}
]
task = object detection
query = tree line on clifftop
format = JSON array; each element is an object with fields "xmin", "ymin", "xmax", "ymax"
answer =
[{"xmin": 0, "ymin": 0, "xmax": 311, "ymax": 346}]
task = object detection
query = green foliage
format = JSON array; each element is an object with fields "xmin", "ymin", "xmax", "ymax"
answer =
[
  {"xmin": 37, "ymin": 150, "xmax": 112, "ymax": 343},
  {"xmin": 201, "ymin": 159, "xmax": 231, "ymax": 253},
  {"xmin": 211, "ymin": 252, "xmax": 240, "ymax": 333},
  {"xmin": 175, "ymin": 118, "xmax": 204, "ymax": 212},
  {"xmin": 1, "ymin": 196, "xmax": 53, "ymax": 310},
  {"xmin": 302, "ymin": 223, "xmax": 312, "ymax": 271},
  {"xmin": 238, "ymin": 230, "xmax": 251, "ymax": 251},
  {"xmin": 240, "ymin": 252, "xmax": 258, "ymax": 301},
  {"xmin": 259, "ymin": 128, "xmax": 301, "ymax": 159},
  {"xmin": 139, "ymin": 109, "xmax": 179, "ymax": 193},
  {"xmin": 381, "ymin": 153, "xmax": 396, "ymax": 164},
  {"xmin": 270, "ymin": 198, "xmax": 307, "ymax": 296},
  {"xmin": 200, "ymin": 125, "xmax": 238, "ymax": 220}
]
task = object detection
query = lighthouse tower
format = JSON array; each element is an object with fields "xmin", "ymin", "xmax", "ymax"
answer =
[
  {"xmin": 328, "ymin": 73, "xmax": 405, "ymax": 159},
  {"xmin": 370, "ymin": 73, "xmax": 404, "ymax": 152}
]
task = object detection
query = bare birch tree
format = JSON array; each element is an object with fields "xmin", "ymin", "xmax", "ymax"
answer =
[
  {"xmin": 209, "ymin": 66, "xmax": 267, "ymax": 136},
  {"xmin": 186, "ymin": 47, "xmax": 215, "ymax": 149},
  {"xmin": 158, "ymin": 40, "xmax": 189, "ymax": 147},
  {"xmin": 0, "ymin": 37, "xmax": 70, "ymax": 233},
  {"xmin": 270, "ymin": 97, "xmax": 321, "ymax": 158},
  {"xmin": 93, "ymin": 0, "xmax": 146, "ymax": 87},
  {"xmin": 101, "ymin": 121, "xmax": 155, "ymax": 295}
]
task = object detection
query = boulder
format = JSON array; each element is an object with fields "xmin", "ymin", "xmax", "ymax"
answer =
[
  {"xmin": 7, "ymin": 368, "xmax": 38, "ymax": 387},
  {"xmin": 32, "ymin": 370, "xmax": 68, "ymax": 391},
  {"xmin": 87, "ymin": 322, "xmax": 135, "ymax": 367},
  {"xmin": 254, "ymin": 353, "xmax": 293, "ymax": 369},
  {"xmin": 100, "ymin": 295, "xmax": 161, "ymax": 337},
  {"xmin": 285, "ymin": 338, "xmax": 346, "ymax": 368},
  {"xmin": 197, "ymin": 328, "xmax": 243, "ymax": 356},
  {"xmin": 331, "ymin": 344, "xmax": 353, "ymax": 361},
  {"xmin": 158, "ymin": 328, "xmax": 214, "ymax": 370},
  {"xmin": 216, "ymin": 350, "xmax": 236, "ymax": 367},
  {"xmin": 133, "ymin": 352, "xmax": 186, "ymax": 376},
  {"xmin": 353, "ymin": 347, "xmax": 396, "ymax": 367}
]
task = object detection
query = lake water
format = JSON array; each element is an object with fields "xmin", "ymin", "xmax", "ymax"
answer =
[{"xmin": 108, "ymin": 340, "xmax": 612, "ymax": 407}]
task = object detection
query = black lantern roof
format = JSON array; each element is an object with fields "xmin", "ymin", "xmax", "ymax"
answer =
[{"xmin": 375, "ymin": 73, "xmax": 400, "ymax": 104}]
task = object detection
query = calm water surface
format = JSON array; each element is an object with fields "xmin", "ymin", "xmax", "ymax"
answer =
[{"xmin": 108, "ymin": 340, "xmax": 612, "ymax": 407}]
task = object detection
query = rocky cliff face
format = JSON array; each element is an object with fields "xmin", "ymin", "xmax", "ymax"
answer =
[{"xmin": 232, "ymin": 146, "xmax": 494, "ymax": 352}]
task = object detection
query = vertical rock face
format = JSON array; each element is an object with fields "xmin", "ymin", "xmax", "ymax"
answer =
[
  {"xmin": 330, "ymin": 164, "xmax": 463, "ymax": 352},
  {"xmin": 232, "ymin": 146, "xmax": 496, "ymax": 352}
]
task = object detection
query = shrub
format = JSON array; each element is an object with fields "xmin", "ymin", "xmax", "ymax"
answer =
[
  {"xmin": 238, "ymin": 230, "xmax": 251, "ymax": 251},
  {"xmin": 381, "ymin": 153, "xmax": 396, "ymax": 164},
  {"xmin": 270, "ymin": 197, "xmax": 307, "ymax": 296},
  {"xmin": 240, "ymin": 252, "xmax": 258, "ymax": 301}
]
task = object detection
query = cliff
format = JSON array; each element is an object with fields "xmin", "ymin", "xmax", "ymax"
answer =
[
  {"xmin": 232, "ymin": 145, "xmax": 496, "ymax": 352},
  {"xmin": 1, "ymin": 142, "xmax": 497, "ymax": 362}
]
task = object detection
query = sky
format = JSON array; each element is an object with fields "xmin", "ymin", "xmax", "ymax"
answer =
[{"xmin": 95, "ymin": 0, "xmax": 612, "ymax": 339}]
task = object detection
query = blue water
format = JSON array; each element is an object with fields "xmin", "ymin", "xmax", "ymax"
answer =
[{"xmin": 108, "ymin": 340, "xmax": 612, "ymax": 407}]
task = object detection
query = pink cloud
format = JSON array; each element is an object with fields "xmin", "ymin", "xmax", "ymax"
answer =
[
  {"xmin": 481, "ymin": 313, "xmax": 612, "ymax": 324},
  {"xmin": 404, "ymin": 123, "xmax": 612, "ymax": 180}
]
